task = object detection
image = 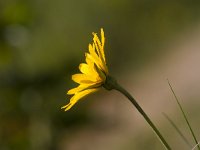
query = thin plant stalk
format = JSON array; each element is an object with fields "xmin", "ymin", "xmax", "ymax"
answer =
[
  {"xmin": 162, "ymin": 112, "xmax": 192, "ymax": 148},
  {"xmin": 192, "ymin": 142, "xmax": 200, "ymax": 150},
  {"xmin": 104, "ymin": 76, "xmax": 171, "ymax": 150},
  {"xmin": 167, "ymin": 80, "xmax": 200, "ymax": 150}
]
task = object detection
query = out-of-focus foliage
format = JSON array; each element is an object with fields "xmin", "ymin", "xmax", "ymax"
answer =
[{"xmin": 1, "ymin": 0, "xmax": 200, "ymax": 150}]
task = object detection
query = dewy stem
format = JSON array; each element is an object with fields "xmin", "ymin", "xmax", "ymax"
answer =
[{"xmin": 103, "ymin": 76, "xmax": 171, "ymax": 150}]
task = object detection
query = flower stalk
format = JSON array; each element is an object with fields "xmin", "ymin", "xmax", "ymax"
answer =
[
  {"xmin": 103, "ymin": 76, "xmax": 171, "ymax": 150},
  {"xmin": 62, "ymin": 28, "xmax": 171, "ymax": 149},
  {"xmin": 168, "ymin": 80, "xmax": 200, "ymax": 150}
]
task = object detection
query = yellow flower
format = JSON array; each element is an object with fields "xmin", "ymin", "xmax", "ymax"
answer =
[{"xmin": 62, "ymin": 28, "xmax": 108, "ymax": 111}]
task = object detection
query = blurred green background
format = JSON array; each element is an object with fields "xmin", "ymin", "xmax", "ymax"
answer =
[{"xmin": 1, "ymin": 0, "xmax": 200, "ymax": 150}]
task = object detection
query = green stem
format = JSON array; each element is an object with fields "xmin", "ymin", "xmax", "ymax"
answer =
[
  {"xmin": 162, "ymin": 112, "xmax": 192, "ymax": 148},
  {"xmin": 104, "ymin": 76, "xmax": 171, "ymax": 150},
  {"xmin": 168, "ymin": 80, "xmax": 200, "ymax": 150}
]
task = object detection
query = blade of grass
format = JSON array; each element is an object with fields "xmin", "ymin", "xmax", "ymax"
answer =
[
  {"xmin": 162, "ymin": 112, "xmax": 192, "ymax": 148},
  {"xmin": 192, "ymin": 141, "xmax": 200, "ymax": 150},
  {"xmin": 167, "ymin": 80, "xmax": 200, "ymax": 150}
]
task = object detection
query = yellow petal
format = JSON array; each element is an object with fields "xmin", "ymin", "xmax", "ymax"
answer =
[
  {"xmin": 88, "ymin": 44, "xmax": 106, "ymax": 74},
  {"xmin": 61, "ymin": 88, "xmax": 99, "ymax": 111},
  {"xmin": 67, "ymin": 84, "xmax": 90, "ymax": 95},
  {"xmin": 72, "ymin": 73, "xmax": 97, "ymax": 84},
  {"xmin": 92, "ymin": 34, "xmax": 101, "ymax": 55},
  {"xmin": 79, "ymin": 63, "xmax": 91, "ymax": 75},
  {"xmin": 93, "ymin": 63, "xmax": 106, "ymax": 81},
  {"xmin": 79, "ymin": 63, "xmax": 100, "ymax": 81},
  {"xmin": 85, "ymin": 53, "xmax": 108, "ymax": 75},
  {"xmin": 67, "ymin": 82, "xmax": 101, "ymax": 95},
  {"xmin": 93, "ymin": 32, "xmax": 106, "ymax": 63},
  {"xmin": 88, "ymin": 43, "xmax": 99, "ymax": 63},
  {"xmin": 101, "ymin": 28, "xmax": 105, "ymax": 49},
  {"xmin": 85, "ymin": 53, "xmax": 92, "ymax": 65}
]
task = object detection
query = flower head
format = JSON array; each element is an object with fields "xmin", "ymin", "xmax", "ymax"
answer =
[{"xmin": 62, "ymin": 28, "xmax": 108, "ymax": 111}]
